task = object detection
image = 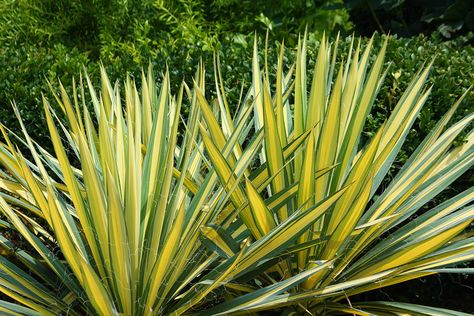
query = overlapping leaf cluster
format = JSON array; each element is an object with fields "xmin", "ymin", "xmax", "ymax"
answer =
[{"xmin": 0, "ymin": 35, "xmax": 472, "ymax": 315}]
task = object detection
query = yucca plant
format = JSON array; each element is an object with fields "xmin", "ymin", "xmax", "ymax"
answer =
[
  {"xmin": 0, "ymin": 65, "xmax": 266, "ymax": 315},
  {"xmin": 192, "ymin": 35, "xmax": 474, "ymax": 315},
  {"xmin": 0, "ymin": 34, "xmax": 473, "ymax": 315}
]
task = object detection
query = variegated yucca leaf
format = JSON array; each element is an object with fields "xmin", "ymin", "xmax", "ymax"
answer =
[{"xmin": 0, "ymin": 34, "xmax": 472, "ymax": 316}]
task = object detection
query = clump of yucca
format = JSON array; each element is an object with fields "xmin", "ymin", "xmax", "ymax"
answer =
[{"xmin": 0, "ymin": 34, "xmax": 472, "ymax": 315}]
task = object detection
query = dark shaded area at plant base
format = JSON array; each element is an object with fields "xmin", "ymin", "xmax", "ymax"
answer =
[
  {"xmin": 350, "ymin": 273, "xmax": 474, "ymax": 313},
  {"xmin": 250, "ymin": 274, "xmax": 474, "ymax": 314}
]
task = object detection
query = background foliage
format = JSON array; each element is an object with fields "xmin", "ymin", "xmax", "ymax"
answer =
[{"xmin": 344, "ymin": 0, "xmax": 474, "ymax": 39}]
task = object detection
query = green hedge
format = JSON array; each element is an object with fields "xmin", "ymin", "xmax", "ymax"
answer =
[{"xmin": 1, "ymin": 33, "xmax": 472, "ymax": 163}]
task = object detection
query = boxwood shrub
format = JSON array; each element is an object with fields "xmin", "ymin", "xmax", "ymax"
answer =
[{"xmin": 1, "ymin": 32, "xmax": 472, "ymax": 166}]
